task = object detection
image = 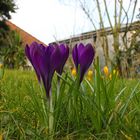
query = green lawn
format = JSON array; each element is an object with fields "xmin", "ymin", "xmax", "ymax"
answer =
[{"xmin": 0, "ymin": 69, "xmax": 140, "ymax": 140}]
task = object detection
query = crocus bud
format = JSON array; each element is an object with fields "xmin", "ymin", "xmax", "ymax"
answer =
[
  {"xmin": 72, "ymin": 43, "xmax": 95, "ymax": 83},
  {"xmin": 103, "ymin": 66, "xmax": 109, "ymax": 77}
]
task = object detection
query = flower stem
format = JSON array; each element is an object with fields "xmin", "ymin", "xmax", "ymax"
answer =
[
  {"xmin": 48, "ymin": 89, "xmax": 54, "ymax": 140},
  {"xmin": 57, "ymin": 77, "xmax": 60, "ymax": 100},
  {"xmin": 39, "ymin": 84, "xmax": 48, "ymax": 127}
]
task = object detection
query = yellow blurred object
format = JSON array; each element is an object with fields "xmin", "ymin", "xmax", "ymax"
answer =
[
  {"xmin": 0, "ymin": 63, "xmax": 4, "ymax": 80},
  {"xmin": 113, "ymin": 69, "xmax": 116, "ymax": 74},
  {"xmin": 87, "ymin": 70, "xmax": 93, "ymax": 81},
  {"xmin": 87, "ymin": 76, "xmax": 91, "ymax": 81},
  {"xmin": 113, "ymin": 69, "xmax": 119, "ymax": 76},
  {"xmin": 0, "ymin": 134, "xmax": 3, "ymax": 140},
  {"xmin": 87, "ymin": 70, "xmax": 93, "ymax": 77},
  {"xmin": 109, "ymin": 74, "xmax": 112, "ymax": 79},
  {"xmin": 103, "ymin": 66, "xmax": 109, "ymax": 76},
  {"xmin": 0, "ymin": 63, "xmax": 3, "ymax": 69},
  {"xmin": 71, "ymin": 68, "xmax": 76, "ymax": 77}
]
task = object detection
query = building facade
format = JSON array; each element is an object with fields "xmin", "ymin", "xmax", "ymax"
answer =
[{"xmin": 50, "ymin": 21, "xmax": 140, "ymax": 77}]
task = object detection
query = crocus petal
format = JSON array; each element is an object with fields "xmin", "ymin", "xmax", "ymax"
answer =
[
  {"xmin": 25, "ymin": 42, "xmax": 41, "ymax": 82},
  {"xmin": 79, "ymin": 44, "xmax": 95, "ymax": 82},
  {"xmin": 35, "ymin": 45, "xmax": 47, "ymax": 77},
  {"xmin": 38, "ymin": 45, "xmax": 55, "ymax": 76},
  {"xmin": 59, "ymin": 44, "xmax": 67, "ymax": 55},
  {"xmin": 79, "ymin": 44, "xmax": 95, "ymax": 68},
  {"xmin": 45, "ymin": 46, "xmax": 62, "ymax": 97},
  {"xmin": 72, "ymin": 43, "xmax": 95, "ymax": 83},
  {"xmin": 50, "ymin": 46, "xmax": 62, "ymax": 72},
  {"xmin": 42, "ymin": 75, "xmax": 51, "ymax": 98},
  {"xmin": 72, "ymin": 44, "xmax": 79, "ymax": 69},
  {"xmin": 77, "ymin": 43, "xmax": 85, "ymax": 57},
  {"xmin": 56, "ymin": 44, "xmax": 69, "ymax": 75},
  {"xmin": 37, "ymin": 45, "xmax": 54, "ymax": 97}
]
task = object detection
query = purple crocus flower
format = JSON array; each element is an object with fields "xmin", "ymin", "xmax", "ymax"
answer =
[
  {"xmin": 72, "ymin": 43, "xmax": 95, "ymax": 83},
  {"xmin": 56, "ymin": 44, "xmax": 69, "ymax": 75},
  {"xmin": 25, "ymin": 42, "xmax": 61, "ymax": 98}
]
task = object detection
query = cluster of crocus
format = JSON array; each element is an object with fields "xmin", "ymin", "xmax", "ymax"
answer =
[
  {"xmin": 103, "ymin": 66, "xmax": 119, "ymax": 79},
  {"xmin": 25, "ymin": 42, "xmax": 69, "ymax": 98},
  {"xmin": 25, "ymin": 42, "xmax": 95, "ymax": 98}
]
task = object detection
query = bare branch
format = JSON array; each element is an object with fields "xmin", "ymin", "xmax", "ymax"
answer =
[
  {"xmin": 103, "ymin": 0, "xmax": 113, "ymax": 29},
  {"xmin": 79, "ymin": 0, "xmax": 97, "ymax": 30},
  {"xmin": 121, "ymin": 0, "xmax": 132, "ymax": 23},
  {"xmin": 118, "ymin": 0, "xmax": 123, "ymax": 26},
  {"xmin": 95, "ymin": 0, "xmax": 104, "ymax": 28},
  {"xmin": 114, "ymin": 0, "xmax": 117, "ymax": 25},
  {"xmin": 130, "ymin": 0, "xmax": 138, "ymax": 23}
]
